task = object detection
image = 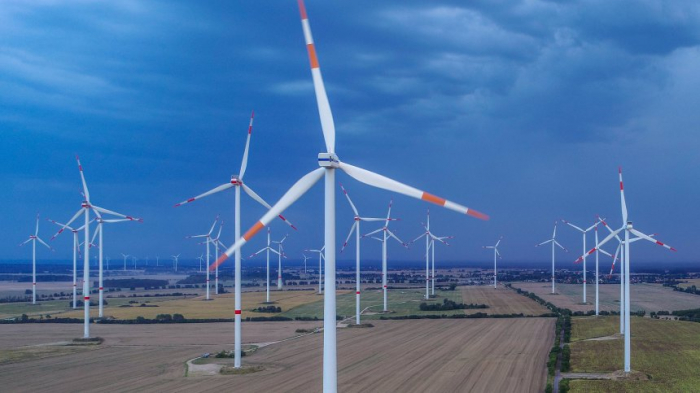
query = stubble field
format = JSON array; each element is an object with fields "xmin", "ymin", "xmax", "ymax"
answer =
[
  {"xmin": 0, "ymin": 318, "xmax": 554, "ymax": 392},
  {"xmin": 511, "ymin": 282, "xmax": 700, "ymax": 313}
]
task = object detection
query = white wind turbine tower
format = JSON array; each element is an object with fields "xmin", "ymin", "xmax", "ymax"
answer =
[
  {"xmin": 121, "ymin": 253, "xmax": 129, "ymax": 271},
  {"xmin": 197, "ymin": 254, "xmax": 204, "ymax": 272},
  {"xmin": 249, "ymin": 228, "xmax": 281, "ymax": 303},
  {"xmin": 19, "ymin": 214, "xmax": 53, "ymax": 304},
  {"xmin": 187, "ymin": 216, "xmax": 218, "ymax": 300},
  {"xmin": 305, "ymin": 247, "xmax": 325, "ymax": 294},
  {"xmin": 48, "ymin": 218, "xmax": 91, "ymax": 309},
  {"xmin": 363, "ymin": 200, "xmax": 407, "ymax": 312},
  {"xmin": 90, "ymin": 216, "xmax": 137, "ymax": 317},
  {"xmin": 172, "ymin": 254, "xmax": 180, "ymax": 272},
  {"xmin": 428, "ymin": 234, "xmax": 452, "ymax": 295},
  {"xmin": 174, "ymin": 112, "xmax": 296, "ymax": 369},
  {"xmin": 536, "ymin": 221, "xmax": 567, "ymax": 294},
  {"xmin": 211, "ymin": 1, "xmax": 489, "ymax": 388},
  {"xmin": 483, "ymin": 236, "xmax": 503, "ymax": 289},
  {"xmin": 339, "ymin": 183, "xmax": 386, "ymax": 323},
  {"xmin": 600, "ymin": 217, "xmax": 654, "ymax": 330},
  {"xmin": 302, "ymin": 254, "xmax": 311, "ymax": 275},
  {"xmin": 272, "ymin": 234, "xmax": 289, "ymax": 290},
  {"xmin": 562, "ymin": 219, "xmax": 599, "ymax": 304},
  {"xmin": 56, "ymin": 156, "xmax": 141, "ymax": 338},
  {"xmin": 410, "ymin": 210, "xmax": 452, "ymax": 299},
  {"xmin": 210, "ymin": 221, "xmax": 225, "ymax": 294},
  {"xmin": 575, "ymin": 168, "xmax": 675, "ymax": 373}
]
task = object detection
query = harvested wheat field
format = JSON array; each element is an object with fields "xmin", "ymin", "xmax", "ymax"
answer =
[
  {"xmin": 0, "ymin": 318, "xmax": 554, "ymax": 392},
  {"xmin": 511, "ymin": 282, "xmax": 700, "ymax": 313},
  {"xmin": 57, "ymin": 289, "xmax": 337, "ymax": 320},
  {"xmin": 461, "ymin": 285, "xmax": 551, "ymax": 315}
]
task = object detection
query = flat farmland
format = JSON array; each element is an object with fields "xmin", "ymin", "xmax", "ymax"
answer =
[
  {"xmin": 56, "ymin": 289, "xmax": 333, "ymax": 320},
  {"xmin": 511, "ymin": 282, "xmax": 700, "ymax": 312},
  {"xmin": 461, "ymin": 286, "xmax": 551, "ymax": 315},
  {"xmin": 567, "ymin": 316, "xmax": 700, "ymax": 392},
  {"xmin": 0, "ymin": 318, "xmax": 555, "ymax": 392}
]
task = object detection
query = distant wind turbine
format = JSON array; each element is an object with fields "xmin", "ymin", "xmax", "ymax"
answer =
[
  {"xmin": 575, "ymin": 168, "xmax": 675, "ymax": 374},
  {"xmin": 187, "ymin": 216, "xmax": 218, "ymax": 301},
  {"xmin": 483, "ymin": 236, "xmax": 503, "ymax": 289},
  {"xmin": 174, "ymin": 111, "xmax": 296, "ymax": 369},
  {"xmin": 410, "ymin": 210, "xmax": 452, "ymax": 298},
  {"xmin": 19, "ymin": 214, "xmax": 53, "ymax": 304},
  {"xmin": 48, "ymin": 218, "xmax": 92, "ymax": 309},
  {"xmin": 561, "ymin": 219, "xmax": 599, "ymax": 304},
  {"xmin": 272, "ymin": 234, "xmax": 289, "ymax": 290},
  {"xmin": 536, "ymin": 221, "xmax": 567, "ymax": 294},
  {"xmin": 249, "ymin": 228, "xmax": 280, "ymax": 303}
]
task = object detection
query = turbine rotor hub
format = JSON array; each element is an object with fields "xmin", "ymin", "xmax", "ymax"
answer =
[
  {"xmin": 230, "ymin": 176, "xmax": 242, "ymax": 185},
  {"xmin": 318, "ymin": 153, "xmax": 339, "ymax": 168}
]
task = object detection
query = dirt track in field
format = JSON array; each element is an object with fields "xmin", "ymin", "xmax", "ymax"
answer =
[{"xmin": 0, "ymin": 318, "xmax": 553, "ymax": 392}]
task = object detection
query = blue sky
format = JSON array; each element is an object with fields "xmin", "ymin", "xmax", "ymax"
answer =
[{"xmin": 2, "ymin": 0, "xmax": 699, "ymax": 266}]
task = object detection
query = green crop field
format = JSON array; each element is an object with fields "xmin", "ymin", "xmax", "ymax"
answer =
[
  {"xmin": 280, "ymin": 288, "xmax": 465, "ymax": 320},
  {"xmin": 568, "ymin": 316, "xmax": 700, "ymax": 392}
]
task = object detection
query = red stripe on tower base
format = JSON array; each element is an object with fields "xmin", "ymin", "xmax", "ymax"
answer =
[
  {"xmin": 383, "ymin": 285, "xmax": 387, "ymax": 288},
  {"xmin": 84, "ymin": 296, "xmax": 90, "ymax": 300},
  {"xmin": 99, "ymin": 287, "xmax": 103, "ymax": 290},
  {"xmin": 356, "ymin": 291, "xmax": 360, "ymax": 294},
  {"xmin": 235, "ymin": 310, "xmax": 241, "ymax": 315}
]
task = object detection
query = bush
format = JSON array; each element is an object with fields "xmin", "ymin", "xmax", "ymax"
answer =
[
  {"xmin": 561, "ymin": 345, "xmax": 571, "ymax": 372},
  {"xmin": 559, "ymin": 379, "xmax": 570, "ymax": 393},
  {"xmin": 545, "ymin": 381, "xmax": 553, "ymax": 393},
  {"xmin": 419, "ymin": 298, "xmax": 488, "ymax": 311}
]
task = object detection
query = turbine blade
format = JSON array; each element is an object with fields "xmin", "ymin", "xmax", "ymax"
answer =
[
  {"xmin": 598, "ymin": 248, "xmax": 612, "ymax": 257},
  {"xmin": 339, "ymin": 183, "xmax": 359, "ymax": 216},
  {"xmin": 575, "ymin": 228, "xmax": 622, "ymax": 262},
  {"xmin": 358, "ymin": 217, "xmax": 388, "ymax": 222},
  {"xmin": 249, "ymin": 247, "xmax": 267, "ymax": 258},
  {"xmin": 619, "ymin": 167, "xmax": 628, "ymax": 224},
  {"xmin": 36, "ymin": 237, "xmax": 53, "ymax": 251},
  {"xmin": 75, "ymin": 155, "xmax": 90, "ymax": 202},
  {"xmin": 561, "ymin": 220, "xmax": 584, "ymax": 233},
  {"xmin": 629, "ymin": 228, "xmax": 676, "ymax": 252},
  {"xmin": 536, "ymin": 239, "xmax": 553, "ymax": 247},
  {"xmin": 386, "ymin": 228, "xmax": 407, "ymax": 247},
  {"xmin": 339, "ymin": 161, "xmax": 488, "ymax": 220},
  {"xmin": 239, "ymin": 110, "xmax": 254, "ymax": 179},
  {"xmin": 35, "ymin": 214, "xmax": 40, "ymax": 236},
  {"xmin": 208, "ymin": 215, "xmax": 219, "ymax": 236},
  {"xmin": 341, "ymin": 222, "xmax": 357, "ymax": 253},
  {"xmin": 92, "ymin": 205, "xmax": 142, "ymax": 222},
  {"xmin": 52, "ymin": 209, "xmax": 84, "ymax": 240},
  {"xmin": 409, "ymin": 232, "xmax": 428, "ymax": 244},
  {"xmin": 298, "ymin": 0, "xmax": 335, "ymax": 153},
  {"xmin": 495, "ymin": 236, "xmax": 503, "ymax": 247},
  {"xmin": 554, "ymin": 240, "xmax": 567, "ymax": 252},
  {"xmin": 174, "ymin": 183, "xmax": 234, "ymax": 207},
  {"xmin": 211, "ymin": 168, "xmax": 325, "ymax": 270},
  {"xmin": 361, "ymin": 227, "xmax": 384, "ymax": 238},
  {"xmin": 242, "ymin": 184, "xmax": 298, "ymax": 230}
]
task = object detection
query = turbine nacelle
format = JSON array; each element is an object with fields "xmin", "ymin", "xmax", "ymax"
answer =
[
  {"xmin": 626, "ymin": 221, "xmax": 633, "ymax": 229},
  {"xmin": 81, "ymin": 201, "xmax": 90, "ymax": 208},
  {"xmin": 230, "ymin": 176, "xmax": 242, "ymax": 185},
  {"xmin": 318, "ymin": 153, "xmax": 339, "ymax": 168}
]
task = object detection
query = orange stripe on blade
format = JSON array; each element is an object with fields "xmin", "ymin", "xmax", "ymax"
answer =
[
  {"xmin": 243, "ymin": 221, "xmax": 265, "ymax": 241},
  {"xmin": 298, "ymin": 0, "xmax": 308, "ymax": 20},
  {"xmin": 210, "ymin": 254, "xmax": 228, "ymax": 271},
  {"xmin": 467, "ymin": 209, "xmax": 490, "ymax": 221},
  {"xmin": 421, "ymin": 192, "xmax": 446, "ymax": 206},
  {"xmin": 307, "ymin": 44, "xmax": 319, "ymax": 69}
]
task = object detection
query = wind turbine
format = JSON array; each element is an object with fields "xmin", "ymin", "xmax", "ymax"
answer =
[
  {"xmin": 272, "ymin": 234, "xmax": 289, "ymax": 290},
  {"xmin": 562, "ymin": 219, "xmax": 599, "ymax": 304},
  {"xmin": 211, "ymin": 2, "xmax": 489, "ymax": 389},
  {"xmin": 172, "ymin": 254, "xmax": 180, "ymax": 272},
  {"xmin": 187, "ymin": 216, "xmax": 219, "ymax": 301},
  {"xmin": 249, "ymin": 228, "xmax": 280, "ymax": 303},
  {"xmin": 210, "ymin": 221, "xmax": 225, "ymax": 294},
  {"xmin": 363, "ymin": 200, "xmax": 407, "ymax": 312},
  {"xmin": 339, "ymin": 183, "xmax": 386, "ymax": 323},
  {"xmin": 55, "ymin": 156, "xmax": 140, "ymax": 338},
  {"xmin": 410, "ymin": 210, "xmax": 452, "ymax": 299},
  {"xmin": 575, "ymin": 168, "xmax": 675, "ymax": 374},
  {"xmin": 48, "ymin": 218, "xmax": 91, "ymax": 309},
  {"xmin": 19, "ymin": 214, "xmax": 53, "ymax": 304},
  {"xmin": 90, "ymin": 216, "xmax": 137, "ymax": 317},
  {"xmin": 600, "ymin": 217, "xmax": 655, "ymax": 329},
  {"xmin": 174, "ymin": 112, "xmax": 296, "ymax": 369},
  {"xmin": 305, "ymin": 247, "xmax": 325, "ymax": 294},
  {"xmin": 483, "ymin": 236, "xmax": 503, "ymax": 289},
  {"xmin": 302, "ymin": 253, "xmax": 311, "ymax": 275},
  {"xmin": 536, "ymin": 221, "xmax": 567, "ymax": 294}
]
